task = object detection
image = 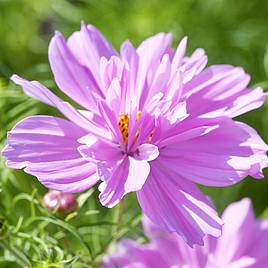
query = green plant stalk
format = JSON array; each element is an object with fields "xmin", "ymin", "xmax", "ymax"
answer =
[{"xmin": 0, "ymin": 239, "xmax": 31, "ymax": 267}]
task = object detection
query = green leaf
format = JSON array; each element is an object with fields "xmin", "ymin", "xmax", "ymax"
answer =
[
  {"xmin": 26, "ymin": 216, "xmax": 92, "ymax": 258},
  {"xmin": 77, "ymin": 189, "xmax": 95, "ymax": 209}
]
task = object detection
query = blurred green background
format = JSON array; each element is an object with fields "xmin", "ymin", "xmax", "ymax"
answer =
[{"xmin": 1, "ymin": 0, "xmax": 268, "ymax": 267}]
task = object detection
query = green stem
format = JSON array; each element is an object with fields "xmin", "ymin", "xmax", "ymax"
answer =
[
  {"xmin": 117, "ymin": 200, "xmax": 124, "ymax": 227},
  {"xmin": 0, "ymin": 239, "xmax": 31, "ymax": 267}
]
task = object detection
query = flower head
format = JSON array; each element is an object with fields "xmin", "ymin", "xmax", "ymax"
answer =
[
  {"xmin": 2, "ymin": 23, "xmax": 268, "ymax": 246},
  {"xmin": 103, "ymin": 198, "xmax": 268, "ymax": 268}
]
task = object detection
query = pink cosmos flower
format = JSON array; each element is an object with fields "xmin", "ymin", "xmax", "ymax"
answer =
[
  {"xmin": 2, "ymin": 23, "xmax": 268, "ymax": 246},
  {"xmin": 103, "ymin": 198, "xmax": 268, "ymax": 268}
]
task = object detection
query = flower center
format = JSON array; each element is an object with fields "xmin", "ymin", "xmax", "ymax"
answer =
[
  {"xmin": 118, "ymin": 112, "xmax": 154, "ymax": 144},
  {"xmin": 118, "ymin": 114, "xmax": 130, "ymax": 143}
]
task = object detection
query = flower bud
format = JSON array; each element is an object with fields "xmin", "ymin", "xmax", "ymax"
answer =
[{"xmin": 42, "ymin": 190, "xmax": 77, "ymax": 213}]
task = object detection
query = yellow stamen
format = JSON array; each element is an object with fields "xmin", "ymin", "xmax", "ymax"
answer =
[
  {"xmin": 118, "ymin": 114, "xmax": 129, "ymax": 143},
  {"xmin": 136, "ymin": 111, "xmax": 141, "ymax": 120},
  {"xmin": 134, "ymin": 128, "xmax": 140, "ymax": 143},
  {"xmin": 118, "ymin": 111, "xmax": 154, "ymax": 144},
  {"xmin": 147, "ymin": 129, "xmax": 155, "ymax": 143}
]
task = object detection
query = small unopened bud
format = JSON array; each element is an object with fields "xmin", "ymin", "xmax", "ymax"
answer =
[{"xmin": 43, "ymin": 190, "xmax": 77, "ymax": 213}]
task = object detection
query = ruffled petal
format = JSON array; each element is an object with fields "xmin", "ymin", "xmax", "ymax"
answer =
[
  {"xmin": 136, "ymin": 32, "xmax": 172, "ymax": 109},
  {"xmin": 249, "ymin": 221, "xmax": 268, "ymax": 268},
  {"xmin": 159, "ymin": 119, "xmax": 268, "ymax": 186},
  {"xmin": 49, "ymin": 31, "xmax": 103, "ymax": 111},
  {"xmin": 11, "ymin": 75, "xmax": 109, "ymax": 139},
  {"xmin": 183, "ymin": 65, "xmax": 266, "ymax": 117},
  {"xmin": 181, "ymin": 48, "xmax": 208, "ymax": 83},
  {"xmin": 142, "ymin": 216, "xmax": 187, "ymax": 266},
  {"xmin": 213, "ymin": 199, "xmax": 260, "ymax": 267},
  {"xmin": 98, "ymin": 100, "xmax": 124, "ymax": 144},
  {"xmin": 67, "ymin": 23, "xmax": 118, "ymax": 90},
  {"xmin": 102, "ymin": 239, "xmax": 168, "ymax": 268},
  {"xmin": 99, "ymin": 156, "xmax": 151, "ymax": 208},
  {"xmin": 171, "ymin": 37, "xmax": 187, "ymax": 76},
  {"xmin": 135, "ymin": 144, "xmax": 159, "ymax": 161},
  {"xmin": 99, "ymin": 56, "xmax": 124, "ymax": 100},
  {"xmin": 142, "ymin": 54, "xmax": 171, "ymax": 108},
  {"xmin": 120, "ymin": 40, "xmax": 139, "ymax": 109},
  {"xmin": 2, "ymin": 116, "xmax": 99, "ymax": 192},
  {"xmin": 137, "ymin": 162, "xmax": 222, "ymax": 247},
  {"xmin": 213, "ymin": 199, "xmax": 268, "ymax": 267},
  {"xmin": 236, "ymin": 122, "xmax": 268, "ymax": 178},
  {"xmin": 78, "ymin": 136, "xmax": 122, "ymax": 163},
  {"xmin": 142, "ymin": 215, "xmax": 211, "ymax": 267}
]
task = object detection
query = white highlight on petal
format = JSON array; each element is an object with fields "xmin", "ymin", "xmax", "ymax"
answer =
[{"xmin": 135, "ymin": 144, "xmax": 159, "ymax": 161}]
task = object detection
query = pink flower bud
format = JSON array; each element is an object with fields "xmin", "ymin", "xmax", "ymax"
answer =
[{"xmin": 43, "ymin": 190, "xmax": 77, "ymax": 213}]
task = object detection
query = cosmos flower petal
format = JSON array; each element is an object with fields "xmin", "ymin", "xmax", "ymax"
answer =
[
  {"xmin": 213, "ymin": 198, "xmax": 260, "ymax": 265},
  {"xmin": 225, "ymin": 86, "xmax": 266, "ymax": 117},
  {"xmin": 236, "ymin": 122, "xmax": 268, "ymax": 178},
  {"xmin": 98, "ymin": 100, "xmax": 124, "ymax": 144},
  {"xmin": 142, "ymin": 214, "xmax": 164, "ymax": 237},
  {"xmin": 67, "ymin": 22, "xmax": 118, "ymax": 87},
  {"xmin": 141, "ymin": 215, "xmax": 186, "ymax": 265},
  {"xmin": 99, "ymin": 157, "xmax": 150, "ymax": 208},
  {"xmin": 158, "ymin": 124, "xmax": 219, "ymax": 147},
  {"xmin": 135, "ymin": 144, "xmax": 159, "ymax": 161},
  {"xmin": 104, "ymin": 76, "xmax": 123, "ymax": 115},
  {"xmin": 140, "ymin": 54, "xmax": 171, "ymax": 109},
  {"xmin": 120, "ymin": 40, "xmax": 139, "ymax": 96},
  {"xmin": 11, "ymin": 75, "xmax": 108, "ymax": 138},
  {"xmin": 137, "ymin": 163, "xmax": 222, "ymax": 247},
  {"xmin": 49, "ymin": 31, "xmax": 104, "ymax": 111},
  {"xmin": 41, "ymin": 173, "xmax": 99, "ymax": 193},
  {"xmin": 184, "ymin": 65, "xmax": 266, "ymax": 117},
  {"xmin": 137, "ymin": 32, "xmax": 172, "ymax": 59},
  {"xmin": 11, "ymin": 74, "xmax": 55, "ymax": 107},
  {"xmin": 211, "ymin": 198, "xmax": 268, "ymax": 267},
  {"xmin": 2, "ymin": 116, "xmax": 99, "ymax": 192},
  {"xmin": 183, "ymin": 65, "xmax": 245, "ymax": 97},
  {"xmin": 159, "ymin": 119, "xmax": 268, "ymax": 186},
  {"xmin": 227, "ymin": 257, "xmax": 256, "ymax": 268},
  {"xmin": 249, "ymin": 221, "xmax": 268, "ymax": 267},
  {"xmin": 171, "ymin": 36, "xmax": 188, "ymax": 75},
  {"xmin": 102, "ymin": 239, "xmax": 168, "ymax": 268},
  {"xmin": 136, "ymin": 32, "xmax": 172, "ymax": 107},
  {"xmin": 78, "ymin": 135, "xmax": 122, "ymax": 163},
  {"xmin": 181, "ymin": 48, "xmax": 208, "ymax": 83}
]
